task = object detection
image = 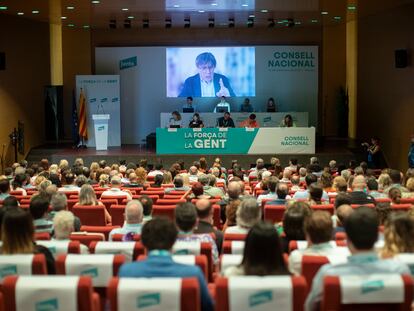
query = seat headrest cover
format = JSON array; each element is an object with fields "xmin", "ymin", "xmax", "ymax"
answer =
[
  {"xmin": 0, "ymin": 254, "xmax": 34, "ymax": 283},
  {"xmin": 173, "ymin": 241, "xmax": 201, "ymax": 255},
  {"xmin": 339, "ymin": 274, "xmax": 404, "ymax": 304},
  {"xmin": 231, "ymin": 241, "xmax": 245, "ymax": 254},
  {"xmin": 118, "ymin": 277, "xmax": 181, "ymax": 311},
  {"xmin": 15, "ymin": 276, "xmax": 79, "ymax": 311},
  {"xmin": 172, "ymin": 255, "xmax": 196, "ymax": 265},
  {"xmin": 229, "ymin": 276, "xmax": 293, "ymax": 311},
  {"xmin": 221, "ymin": 255, "xmax": 243, "ymax": 274},
  {"xmin": 36, "ymin": 241, "xmax": 70, "ymax": 258},
  {"xmin": 94, "ymin": 242, "xmax": 136, "ymax": 262},
  {"xmin": 65, "ymin": 254, "xmax": 114, "ymax": 287}
]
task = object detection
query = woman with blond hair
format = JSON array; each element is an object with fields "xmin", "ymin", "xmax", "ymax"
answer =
[
  {"xmin": 99, "ymin": 174, "xmax": 110, "ymax": 188},
  {"xmin": 402, "ymin": 177, "xmax": 414, "ymax": 198},
  {"xmin": 75, "ymin": 184, "xmax": 112, "ymax": 224},
  {"xmin": 380, "ymin": 212, "xmax": 414, "ymax": 258},
  {"xmin": 135, "ymin": 167, "xmax": 147, "ymax": 186},
  {"xmin": 378, "ymin": 173, "xmax": 392, "ymax": 191}
]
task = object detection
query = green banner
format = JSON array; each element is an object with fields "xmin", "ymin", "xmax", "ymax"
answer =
[{"xmin": 156, "ymin": 128, "xmax": 258, "ymax": 154}]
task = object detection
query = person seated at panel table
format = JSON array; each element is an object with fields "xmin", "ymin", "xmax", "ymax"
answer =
[
  {"xmin": 239, "ymin": 113, "xmax": 260, "ymax": 128},
  {"xmin": 168, "ymin": 110, "xmax": 183, "ymax": 128},
  {"xmin": 216, "ymin": 112, "xmax": 235, "ymax": 128},
  {"xmin": 266, "ymin": 97, "xmax": 277, "ymax": 112},
  {"xmin": 240, "ymin": 97, "xmax": 254, "ymax": 112},
  {"xmin": 213, "ymin": 96, "xmax": 231, "ymax": 113},
  {"xmin": 188, "ymin": 113, "xmax": 204, "ymax": 128},
  {"xmin": 182, "ymin": 96, "xmax": 197, "ymax": 112},
  {"xmin": 280, "ymin": 114, "xmax": 297, "ymax": 127},
  {"xmin": 178, "ymin": 51, "xmax": 235, "ymax": 98}
]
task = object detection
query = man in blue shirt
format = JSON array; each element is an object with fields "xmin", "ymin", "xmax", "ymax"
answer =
[
  {"xmin": 240, "ymin": 98, "xmax": 253, "ymax": 112},
  {"xmin": 305, "ymin": 207, "xmax": 410, "ymax": 311},
  {"xmin": 293, "ymin": 174, "xmax": 329, "ymax": 201},
  {"xmin": 118, "ymin": 218, "xmax": 214, "ymax": 311}
]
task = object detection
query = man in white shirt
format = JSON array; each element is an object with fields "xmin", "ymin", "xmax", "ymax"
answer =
[
  {"xmin": 109, "ymin": 200, "xmax": 143, "ymax": 241},
  {"xmin": 257, "ymin": 176, "xmax": 279, "ymax": 206},
  {"xmin": 249, "ymin": 158, "xmax": 267, "ymax": 178},
  {"xmin": 147, "ymin": 163, "xmax": 164, "ymax": 177},
  {"xmin": 214, "ymin": 96, "xmax": 231, "ymax": 113},
  {"xmin": 101, "ymin": 176, "xmax": 132, "ymax": 201},
  {"xmin": 58, "ymin": 172, "xmax": 80, "ymax": 193},
  {"xmin": 289, "ymin": 211, "xmax": 347, "ymax": 275}
]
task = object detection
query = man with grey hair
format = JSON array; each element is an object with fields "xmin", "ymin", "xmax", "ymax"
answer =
[
  {"xmin": 248, "ymin": 158, "xmax": 267, "ymax": 178},
  {"xmin": 225, "ymin": 196, "xmax": 261, "ymax": 234},
  {"xmin": 203, "ymin": 174, "xmax": 225, "ymax": 198},
  {"xmin": 188, "ymin": 166, "xmax": 199, "ymax": 183},
  {"xmin": 341, "ymin": 169, "xmax": 351, "ymax": 183},
  {"xmin": 109, "ymin": 200, "xmax": 144, "ymax": 241},
  {"xmin": 50, "ymin": 192, "xmax": 81, "ymax": 231},
  {"xmin": 299, "ymin": 167, "xmax": 307, "ymax": 182},
  {"xmin": 101, "ymin": 175, "xmax": 132, "ymax": 200}
]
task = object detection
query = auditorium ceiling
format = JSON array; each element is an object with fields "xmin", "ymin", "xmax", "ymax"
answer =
[{"xmin": 0, "ymin": 0, "xmax": 413, "ymax": 29}]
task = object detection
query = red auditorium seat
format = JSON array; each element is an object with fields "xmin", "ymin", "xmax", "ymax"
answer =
[
  {"xmin": 152, "ymin": 204, "xmax": 176, "ymax": 220},
  {"xmin": 107, "ymin": 277, "xmax": 200, "ymax": 311},
  {"xmin": 2, "ymin": 275, "xmax": 100, "ymax": 311},
  {"xmin": 212, "ymin": 204, "xmax": 222, "ymax": 230},
  {"xmin": 375, "ymin": 198, "xmax": 392, "ymax": 203},
  {"xmin": 122, "ymin": 195, "xmax": 159, "ymax": 205},
  {"xmin": 400, "ymin": 198, "xmax": 414, "ymax": 204},
  {"xmin": 167, "ymin": 190, "xmax": 187, "ymax": 196},
  {"xmin": 335, "ymin": 232, "xmax": 347, "ymax": 241},
  {"xmin": 301, "ymin": 255, "xmax": 330, "ymax": 290},
  {"xmin": 34, "ymin": 232, "xmax": 51, "ymax": 241},
  {"xmin": 73, "ymin": 205, "xmax": 107, "ymax": 226},
  {"xmin": 80, "ymin": 225, "xmax": 121, "ymax": 241},
  {"xmin": 223, "ymin": 233, "xmax": 247, "ymax": 241},
  {"xmin": 36, "ymin": 240, "xmax": 84, "ymax": 255},
  {"xmin": 391, "ymin": 204, "xmax": 412, "ymax": 212},
  {"xmin": 351, "ymin": 204, "xmax": 375, "ymax": 208},
  {"xmin": 61, "ymin": 191, "xmax": 81, "ymax": 199},
  {"xmin": 70, "ymin": 232, "xmax": 105, "ymax": 247},
  {"xmin": 264, "ymin": 205, "xmax": 286, "ymax": 223},
  {"xmin": 311, "ymin": 204, "xmax": 334, "ymax": 215},
  {"xmin": 67, "ymin": 199, "xmax": 79, "ymax": 212},
  {"xmin": 322, "ymin": 274, "xmax": 413, "ymax": 311},
  {"xmin": 89, "ymin": 241, "xmax": 145, "ymax": 260},
  {"xmin": 215, "ymin": 276, "xmax": 307, "ymax": 311},
  {"xmin": 140, "ymin": 190, "xmax": 165, "ymax": 198},
  {"xmin": 0, "ymin": 254, "xmax": 47, "ymax": 276},
  {"xmin": 222, "ymin": 241, "xmax": 245, "ymax": 254},
  {"xmin": 156, "ymin": 198, "xmax": 186, "ymax": 205},
  {"xmin": 100, "ymin": 196, "xmax": 125, "ymax": 205},
  {"xmin": 9, "ymin": 190, "xmax": 24, "ymax": 196},
  {"xmin": 109, "ymin": 205, "xmax": 126, "ymax": 226}
]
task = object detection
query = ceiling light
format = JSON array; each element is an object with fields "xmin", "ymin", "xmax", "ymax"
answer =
[
  {"xmin": 347, "ymin": 5, "xmax": 357, "ymax": 11},
  {"xmin": 121, "ymin": 8, "xmax": 129, "ymax": 11},
  {"xmin": 249, "ymin": 14, "xmax": 255, "ymax": 18},
  {"xmin": 173, "ymin": 4, "xmax": 180, "ymax": 8},
  {"xmin": 68, "ymin": 24, "xmax": 75, "ymax": 27},
  {"xmin": 247, "ymin": 17, "xmax": 254, "ymax": 28},
  {"xmin": 17, "ymin": 12, "xmax": 24, "ymax": 15},
  {"xmin": 311, "ymin": 19, "xmax": 318, "ymax": 23},
  {"xmin": 211, "ymin": 3, "xmax": 218, "ymax": 6},
  {"xmin": 321, "ymin": 11, "xmax": 328, "ymax": 15},
  {"xmin": 295, "ymin": 21, "xmax": 302, "ymax": 25},
  {"xmin": 0, "ymin": 6, "xmax": 8, "ymax": 10},
  {"xmin": 91, "ymin": 0, "xmax": 100, "ymax": 4},
  {"xmin": 32, "ymin": 10, "xmax": 40, "ymax": 14},
  {"xmin": 61, "ymin": 16, "xmax": 67, "ymax": 19},
  {"xmin": 242, "ymin": 4, "xmax": 248, "ymax": 7},
  {"xmin": 128, "ymin": 16, "xmax": 134, "ymax": 19},
  {"xmin": 67, "ymin": 6, "xmax": 75, "ymax": 10},
  {"xmin": 198, "ymin": 10, "xmax": 205, "ymax": 13},
  {"xmin": 83, "ymin": 25, "xmax": 90, "ymax": 28},
  {"xmin": 261, "ymin": 9, "xmax": 268, "ymax": 13},
  {"xmin": 334, "ymin": 16, "xmax": 341, "ymax": 20}
]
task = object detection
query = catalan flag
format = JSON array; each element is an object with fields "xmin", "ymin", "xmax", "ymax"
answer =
[{"xmin": 78, "ymin": 88, "xmax": 88, "ymax": 139}]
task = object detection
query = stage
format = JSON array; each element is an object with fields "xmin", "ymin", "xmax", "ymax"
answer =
[{"xmin": 26, "ymin": 137, "xmax": 365, "ymax": 169}]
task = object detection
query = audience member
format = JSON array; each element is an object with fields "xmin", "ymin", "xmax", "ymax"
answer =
[
  {"xmin": 138, "ymin": 195, "xmax": 153, "ymax": 222},
  {"xmin": 30, "ymin": 195, "xmax": 54, "ymax": 234},
  {"xmin": 380, "ymin": 212, "xmax": 414, "ymax": 258},
  {"xmin": 0, "ymin": 178, "xmax": 10, "ymax": 200},
  {"xmin": 194, "ymin": 199, "xmax": 223, "ymax": 251},
  {"xmin": 348, "ymin": 175, "xmax": 375, "ymax": 205},
  {"xmin": 76, "ymin": 184, "xmax": 112, "ymax": 224},
  {"xmin": 109, "ymin": 200, "xmax": 143, "ymax": 241},
  {"xmin": 118, "ymin": 218, "xmax": 214, "ymax": 311},
  {"xmin": 50, "ymin": 192, "xmax": 81, "ymax": 231},
  {"xmin": 225, "ymin": 197, "xmax": 261, "ymax": 234},
  {"xmin": 101, "ymin": 176, "xmax": 132, "ymax": 201}
]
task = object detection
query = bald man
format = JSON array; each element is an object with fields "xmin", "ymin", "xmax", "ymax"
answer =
[
  {"xmin": 194, "ymin": 199, "xmax": 223, "ymax": 252},
  {"xmin": 333, "ymin": 204, "xmax": 354, "ymax": 236},
  {"xmin": 348, "ymin": 175, "xmax": 375, "ymax": 205},
  {"xmin": 109, "ymin": 200, "xmax": 143, "ymax": 241}
]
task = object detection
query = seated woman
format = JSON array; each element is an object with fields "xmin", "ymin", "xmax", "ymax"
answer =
[
  {"xmin": 75, "ymin": 184, "xmax": 112, "ymax": 224},
  {"xmin": 224, "ymin": 222, "xmax": 289, "ymax": 276},
  {"xmin": 12, "ymin": 173, "xmax": 28, "ymax": 196},
  {"xmin": 181, "ymin": 182, "xmax": 211, "ymax": 201},
  {"xmin": 189, "ymin": 113, "xmax": 204, "ymax": 128},
  {"xmin": 53, "ymin": 210, "xmax": 89, "ymax": 253},
  {"xmin": 2, "ymin": 208, "xmax": 56, "ymax": 274},
  {"xmin": 380, "ymin": 212, "xmax": 414, "ymax": 258},
  {"xmin": 280, "ymin": 114, "xmax": 296, "ymax": 128},
  {"xmin": 266, "ymin": 97, "xmax": 277, "ymax": 112},
  {"xmin": 168, "ymin": 111, "xmax": 183, "ymax": 128},
  {"xmin": 225, "ymin": 197, "xmax": 262, "ymax": 234}
]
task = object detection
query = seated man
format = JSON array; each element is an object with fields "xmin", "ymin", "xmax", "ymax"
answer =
[
  {"xmin": 138, "ymin": 195, "xmax": 153, "ymax": 223},
  {"xmin": 109, "ymin": 200, "xmax": 143, "ymax": 241},
  {"xmin": 248, "ymin": 158, "xmax": 267, "ymax": 178},
  {"xmin": 118, "ymin": 218, "xmax": 214, "ymax": 311},
  {"xmin": 305, "ymin": 207, "xmax": 410, "ymax": 311},
  {"xmin": 293, "ymin": 174, "xmax": 329, "ymax": 201},
  {"xmin": 333, "ymin": 204, "xmax": 353, "ymax": 235},
  {"xmin": 225, "ymin": 197, "xmax": 261, "ymax": 235},
  {"xmin": 266, "ymin": 182, "xmax": 289, "ymax": 206},
  {"xmin": 289, "ymin": 211, "xmax": 340, "ymax": 275},
  {"xmin": 214, "ymin": 96, "xmax": 231, "ymax": 113},
  {"xmin": 240, "ymin": 97, "xmax": 253, "ymax": 112},
  {"xmin": 175, "ymin": 203, "xmax": 219, "ymax": 264},
  {"xmin": 58, "ymin": 172, "xmax": 80, "ymax": 193},
  {"xmin": 165, "ymin": 175, "xmax": 190, "ymax": 193},
  {"xmin": 194, "ymin": 199, "xmax": 223, "ymax": 252},
  {"xmin": 30, "ymin": 195, "xmax": 54, "ymax": 234},
  {"xmin": 348, "ymin": 175, "xmax": 375, "ymax": 205},
  {"xmin": 216, "ymin": 112, "xmax": 235, "ymax": 128},
  {"xmin": 200, "ymin": 174, "xmax": 224, "ymax": 198},
  {"xmin": 257, "ymin": 176, "xmax": 279, "ymax": 206},
  {"xmin": 50, "ymin": 192, "xmax": 81, "ymax": 231},
  {"xmin": 0, "ymin": 178, "xmax": 10, "ymax": 200},
  {"xmin": 101, "ymin": 176, "xmax": 132, "ymax": 201}
]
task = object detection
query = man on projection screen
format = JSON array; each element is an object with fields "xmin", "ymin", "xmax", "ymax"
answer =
[{"xmin": 178, "ymin": 52, "xmax": 236, "ymax": 98}]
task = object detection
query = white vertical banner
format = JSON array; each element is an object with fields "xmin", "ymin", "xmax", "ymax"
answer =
[{"xmin": 76, "ymin": 75, "xmax": 121, "ymax": 147}]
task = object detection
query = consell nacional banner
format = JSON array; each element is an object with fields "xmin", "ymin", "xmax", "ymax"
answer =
[{"xmin": 156, "ymin": 127, "xmax": 315, "ymax": 155}]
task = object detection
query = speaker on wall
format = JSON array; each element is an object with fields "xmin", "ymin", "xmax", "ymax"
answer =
[
  {"xmin": 0, "ymin": 52, "xmax": 5, "ymax": 70},
  {"xmin": 395, "ymin": 49, "xmax": 408, "ymax": 68}
]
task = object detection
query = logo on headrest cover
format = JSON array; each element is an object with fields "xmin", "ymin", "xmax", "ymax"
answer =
[
  {"xmin": 80, "ymin": 267, "xmax": 98, "ymax": 278},
  {"xmin": 48, "ymin": 246, "xmax": 57, "ymax": 254},
  {"xmin": 35, "ymin": 298, "xmax": 58, "ymax": 311},
  {"xmin": 249, "ymin": 290, "xmax": 273, "ymax": 307},
  {"xmin": 0, "ymin": 265, "xmax": 17, "ymax": 278},
  {"xmin": 174, "ymin": 249, "xmax": 190, "ymax": 255},
  {"xmin": 137, "ymin": 293, "xmax": 161, "ymax": 308},
  {"xmin": 361, "ymin": 280, "xmax": 385, "ymax": 294}
]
